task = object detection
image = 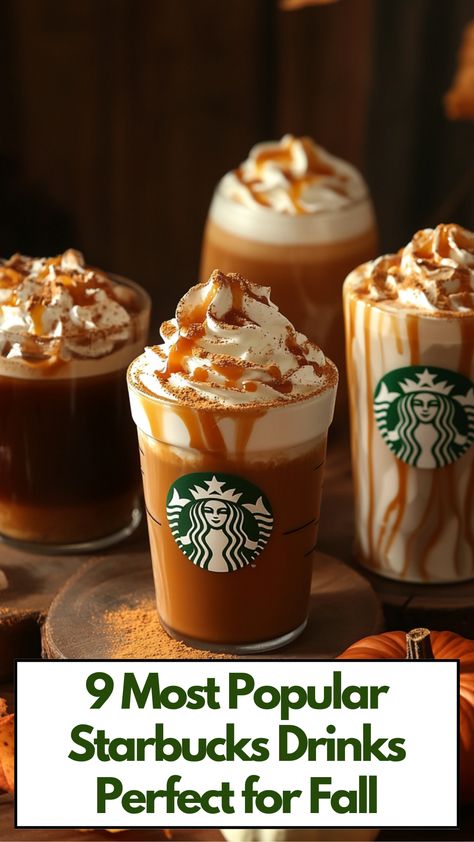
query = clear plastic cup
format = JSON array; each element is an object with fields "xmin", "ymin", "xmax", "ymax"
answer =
[
  {"xmin": 128, "ymin": 374, "xmax": 337, "ymax": 652},
  {"xmin": 344, "ymin": 270, "xmax": 474, "ymax": 583}
]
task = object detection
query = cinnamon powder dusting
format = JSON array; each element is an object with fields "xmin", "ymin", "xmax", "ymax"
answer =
[{"xmin": 102, "ymin": 598, "xmax": 232, "ymax": 659}]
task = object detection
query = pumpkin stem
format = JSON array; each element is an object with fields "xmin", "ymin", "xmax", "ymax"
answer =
[{"xmin": 406, "ymin": 628, "xmax": 434, "ymax": 660}]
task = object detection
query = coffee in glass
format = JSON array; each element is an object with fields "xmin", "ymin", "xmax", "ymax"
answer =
[{"xmin": 0, "ymin": 249, "xmax": 150, "ymax": 550}]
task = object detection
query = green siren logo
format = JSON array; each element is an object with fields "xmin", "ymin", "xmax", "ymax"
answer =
[
  {"xmin": 374, "ymin": 365, "xmax": 474, "ymax": 469},
  {"xmin": 166, "ymin": 473, "xmax": 273, "ymax": 572}
]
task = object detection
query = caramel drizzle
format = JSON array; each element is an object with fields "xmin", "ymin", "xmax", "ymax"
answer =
[
  {"xmin": 137, "ymin": 391, "xmax": 263, "ymax": 458},
  {"xmin": 158, "ymin": 273, "xmax": 301, "ymax": 396},
  {"xmin": 376, "ymin": 460, "xmax": 408, "ymax": 562},
  {"xmin": 393, "ymin": 315, "xmax": 403, "ymax": 355},
  {"xmin": 29, "ymin": 302, "xmax": 45, "ymax": 336},
  {"xmin": 0, "ymin": 254, "xmax": 133, "ymax": 342},
  {"xmin": 400, "ymin": 470, "xmax": 435, "ymax": 578},
  {"xmin": 364, "ymin": 305, "xmax": 375, "ymax": 562},
  {"xmin": 234, "ymin": 137, "xmax": 342, "ymax": 214},
  {"xmin": 406, "ymin": 314, "xmax": 420, "ymax": 362},
  {"xmin": 371, "ymin": 305, "xmax": 473, "ymax": 581},
  {"xmin": 346, "ymin": 296, "xmax": 361, "ymax": 524},
  {"xmin": 416, "ymin": 479, "xmax": 446, "ymax": 581}
]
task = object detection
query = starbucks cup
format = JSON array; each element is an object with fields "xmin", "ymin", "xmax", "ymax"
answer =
[
  {"xmin": 344, "ymin": 225, "xmax": 474, "ymax": 583},
  {"xmin": 127, "ymin": 269, "xmax": 338, "ymax": 652},
  {"xmin": 127, "ymin": 382, "xmax": 336, "ymax": 653}
]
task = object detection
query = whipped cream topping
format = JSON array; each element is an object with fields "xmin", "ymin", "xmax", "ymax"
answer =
[
  {"xmin": 0, "ymin": 249, "xmax": 137, "ymax": 360},
  {"xmin": 130, "ymin": 270, "xmax": 337, "ymax": 409},
  {"xmin": 351, "ymin": 224, "xmax": 474, "ymax": 315},
  {"xmin": 219, "ymin": 134, "xmax": 367, "ymax": 215}
]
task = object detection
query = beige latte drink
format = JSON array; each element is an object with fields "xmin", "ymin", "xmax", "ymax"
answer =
[
  {"xmin": 128, "ymin": 270, "xmax": 337, "ymax": 652},
  {"xmin": 200, "ymin": 135, "xmax": 377, "ymax": 412},
  {"xmin": 344, "ymin": 225, "xmax": 474, "ymax": 583}
]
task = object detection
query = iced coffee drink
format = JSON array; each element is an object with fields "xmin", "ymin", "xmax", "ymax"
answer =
[
  {"xmin": 344, "ymin": 224, "xmax": 474, "ymax": 582},
  {"xmin": 128, "ymin": 270, "xmax": 337, "ymax": 652},
  {"xmin": 200, "ymin": 135, "xmax": 377, "ymax": 410},
  {"xmin": 0, "ymin": 249, "xmax": 150, "ymax": 549}
]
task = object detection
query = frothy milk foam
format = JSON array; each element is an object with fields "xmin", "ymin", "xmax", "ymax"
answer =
[
  {"xmin": 0, "ymin": 249, "xmax": 145, "ymax": 379},
  {"xmin": 129, "ymin": 270, "xmax": 338, "ymax": 453},
  {"xmin": 209, "ymin": 134, "xmax": 374, "ymax": 245}
]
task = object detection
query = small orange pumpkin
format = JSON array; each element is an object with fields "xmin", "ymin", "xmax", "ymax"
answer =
[{"xmin": 339, "ymin": 628, "xmax": 474, "ymax": 805}]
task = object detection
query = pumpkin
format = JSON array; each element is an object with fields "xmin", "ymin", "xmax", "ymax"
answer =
[
  {"xmin": 339, "ymin": 628, "xmax": 474, "ymax": 805},
  {"xmin": 0, "ymin": 699, "xmax": 13, "ymax": 794}
]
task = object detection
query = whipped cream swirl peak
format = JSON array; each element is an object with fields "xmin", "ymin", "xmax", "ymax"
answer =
[
  {"xmin": 131, "ymin": 270, "xmax": 337, "ymax": 409},
  {"xmin": 354, "ymin": 224, "xmax": 474, "ymax": 315},
  {"xmin": 219, "ymin": 134, "xmax": 368, "ymax": 215},
  {"xmin": 0, "ymin": 249, "xmax": 137, "ymax": 359}
]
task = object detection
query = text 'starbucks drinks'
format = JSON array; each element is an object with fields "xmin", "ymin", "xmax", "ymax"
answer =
[
  {"xmin": 128, "ymin": 270, "xmax": 337, "ymax": 652},
  {"xmin": 200, "ymin": 135, "xmax": 377, "ymax": 414},
  {"xmin": 344, "ymin": 224, "xmax": 474, "ymax": 583}
]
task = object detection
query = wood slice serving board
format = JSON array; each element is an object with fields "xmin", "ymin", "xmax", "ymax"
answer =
[
  {"xmin": 0, "ymin": 543, "xmax": 92, "ymax": 680},
  {"xmin": 42, "ymin": 551, "xmax": 383, "ymax": 661},
  {"xmin": 0, "ymin": 522, "xmax": 147, "ymax": 679}
]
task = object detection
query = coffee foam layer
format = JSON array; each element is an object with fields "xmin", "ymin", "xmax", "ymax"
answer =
[
  {"xmin": 129, "ymin": 270, "xmax": 338, "ymax": 411},
  {"xmin": 209, "ymin": 134, "xmax": 374, "ymax": 245},
  {"xmin": 128, "ymin": 383, "xmax": 335, "ymax": 454},
  {"xmin": 209, "ymin": 192, "xmax": 376, "ymax": 245},
  {"xmin": 0, "ymin": 249, "xmax": 142, "ymax": 363},
  {"xmin": 347, "ymin": 224, "xmax": 474, "ymax": 316},
  {"xmin": 0, "ymin": 339, "xmax": 145, "ymax": 380},
  {"xmin": 223, "ymin": 135, "xmax": 367, "ymax": 214}
]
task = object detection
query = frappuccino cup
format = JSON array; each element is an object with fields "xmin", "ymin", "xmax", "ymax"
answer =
[
  {"xmin": 200, "ymin": 135, "xmax": 377, "ymax": 417},
  {"xmin": 128, "ymin": 270, "xmax": 337, "ymax": 652},
  {"xmin": 344, "ymin": 224, "xmax": 474, "ymax": 583}
]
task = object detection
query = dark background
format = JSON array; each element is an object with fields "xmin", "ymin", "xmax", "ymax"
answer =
[{"xmin": 1, "ymin": 0, "xmax": 474, "ymax": 326}]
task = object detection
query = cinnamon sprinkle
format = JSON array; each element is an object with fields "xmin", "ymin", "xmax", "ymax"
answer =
[{"xmin": 102, "ymin": 598, "xmax": 232, "ymax": 659}]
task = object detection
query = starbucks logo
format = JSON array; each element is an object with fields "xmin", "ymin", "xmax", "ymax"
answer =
[
  {"xmin": 166, "ymin": 473, "xmax": 273, "ymax": 572},
  {"xmin": 374, "ymin": 365, "xmax": 474, "ymax": 469}
]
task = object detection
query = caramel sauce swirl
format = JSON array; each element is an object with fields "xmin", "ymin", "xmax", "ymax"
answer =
[
  {"xmin": 0, "ymin": 249, "xmax": 137, "ymax": 361},
  {"xmin": 220, "ymin": 134, "xmax": 367, "ymax": 216},
  {"xmin": 131, "ymin": 269, "xmax": 337, "ymax": 410},
  {"xmin": 352, "ymin": 224, "xmax": 474, "ymax": 315}
]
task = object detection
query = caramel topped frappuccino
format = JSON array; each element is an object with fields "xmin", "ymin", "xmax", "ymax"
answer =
[
  {"xmin": 344, "ymin": 224, "xmax": 474, "ymax": 583},
  {"xmin": 128, "ymin": 271, "xmax": 337, "ymax": 652},
  {"xmin": 0, "ymin": 249, "xmax": 150, "ymax": 549},
  {"xmin": 200, "ymin": 136, "xmax": 377, "ymax": 419}
]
